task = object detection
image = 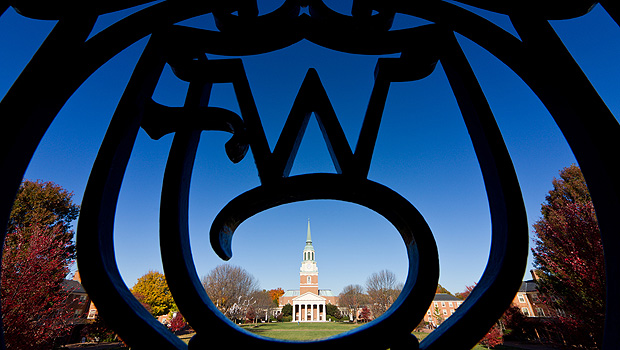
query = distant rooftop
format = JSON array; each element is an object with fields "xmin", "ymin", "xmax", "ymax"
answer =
[
  {"xmin": 519, "ymin": 280, "xmax": 538, "ymax": 293},
  {"xmin": 282, "ymin": 290, "xmax": 299, "ymax": 297},
  {"xmin": 318, "ymin": 289, "xmax": 335, "ymax": 297},
  {"xmin": 282, "ymin": 289, "xmax": 336, "ymax": 297},
  {"xmin": 433, "ymin": 293, "xmax": 462, "ymax": 301},
  {"xmin": 61, "ymin": 279, "xmax": 86, "ymax": 294}
]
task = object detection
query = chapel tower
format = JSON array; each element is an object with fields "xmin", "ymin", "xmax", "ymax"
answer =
[{"xmin": 299, "ymin": 220, "xmax": 319, "ymax": 295}]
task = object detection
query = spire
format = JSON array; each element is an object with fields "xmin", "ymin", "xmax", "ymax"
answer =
[{"xmin": 303, "ymin": 219, "xmax": 315, "ymax": 261}]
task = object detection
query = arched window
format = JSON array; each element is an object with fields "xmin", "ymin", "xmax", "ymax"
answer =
[{"xmin": 307, "ymin": 276, "xmax": 311, "ymax": 283}]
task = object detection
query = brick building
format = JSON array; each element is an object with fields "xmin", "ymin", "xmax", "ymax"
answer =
[
  {"xmin": 424, "ymin": 293, "xmax": 463, "ymax": 327},
  {"xmin": 511, "ymin": 279, "xmax": 552, "ymax": 317},
  {"xmin": 278, "ymin": 221, "xmax": 338, "ymax": 321},
  {"xmin": 61, "ymin": 272, "xmax": 91, "ymax": 323}
]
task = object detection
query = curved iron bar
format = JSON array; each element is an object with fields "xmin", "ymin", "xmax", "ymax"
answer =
[
  {"xmin": 600, "ymin": 0, "xmax": 619, "ymax": 25},
  {"xmin": 158, "ymin": 48, "xmax": 439, "ymax": 349},
  {"xmin": 449, "ymin": 0, "xmax": 597, "ymax": 20},
  {"xmin": 76, "ymin": 38, "xmax": 188, "ymax": 349},
  {"xmin": 0, "ymin": 0, "xmax": 617, "ymax": 349},
  {"xmin": 416, "ymin": 30, "xmax": 528, "ymax": 350},
  {"xmin": 399, "ymin": 2, "xmax": 620, "ymax": 347},
  {"xmin": 157, "ymin": 18, "xmax": 527, "ymax": 349},
  {"xmin": 201, "ymin": 174, "xmax": 438, "ymax": 350},
  {"xmin": 9, "ymin": 0, "xmax": 159, "ymax": 20}
]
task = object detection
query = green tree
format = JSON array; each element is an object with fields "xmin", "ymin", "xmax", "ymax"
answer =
[
  {"xmin": 532, "ymin": 164, "xmax": 604, "ymax": 348},
  {"xmin": 326, "ymin": 303, "xmax": 341, "ymax": 319},
  {"xmin": 433, "ymin": 304, "xmax": 444, "ymax": 326},
  {"xmin": 130, "ymin": 271, "xmax": 176, "ymax": 316},
  {"xmin": 281, "ymin": 303, "xmax": 292, "ymax": 316},
  {"xmin": 7, "ymin": 179, "xmax": 79, "ymax": 260}
]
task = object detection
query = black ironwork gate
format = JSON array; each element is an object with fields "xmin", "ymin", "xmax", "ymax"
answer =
[{"xmin": 0, "ymin": 1, "xmax": 618, "ymax": 349}]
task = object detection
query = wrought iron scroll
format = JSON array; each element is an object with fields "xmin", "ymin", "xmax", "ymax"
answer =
[{"xmin": 0, "ymin": 1, "xmax": 618, "ymax": 349}]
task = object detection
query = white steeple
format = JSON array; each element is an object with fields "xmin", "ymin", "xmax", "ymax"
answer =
[{"xmin": 303, "ymin": 219, "xmax": 315, "ymax": 261}]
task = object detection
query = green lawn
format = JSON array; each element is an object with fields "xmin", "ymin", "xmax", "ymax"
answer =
[
  {"xmin": 239, "ymin": 322, "xmax": 360, "ymax": 341},
  {"xmin": 236, "ymin": 322, "xmax": 490, "ymax": 349},
  {"xmin": 178, "ymin": 323, "xmax": 509, "ymax": 349}
]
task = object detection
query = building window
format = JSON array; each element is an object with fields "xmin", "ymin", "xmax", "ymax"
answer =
[
  {"xmin": 427, "ymin": 310, "xmax": 431, "ymax": 315},
  {"xmin": 536, "ymin": 307, "xmax": 545, "ymax": 317},
  {"xmin": 449, "ymin": 302, "xmax": 453, "ymax": 307},
  {"xmin": 307, "ymin": 276, "xmax": 311, "ymax": 283},
  {"xmin": 451, "ymin": 309, "xmax": 455, "ymax": 314},
  {"xmin": 521, "ymin": 307, "xmax": 530, "ymax": 316},
  {"xmin": 441, "ymin": 302, "xmax": 446, "ymax": 307},
  {"xmin": 518, "ymin": 294, "xmax": 526, "ymax": 303},
  {"xmin": 434, "ymin": 302, "xmax": 438, "ymax": 308},
  {"xmin": 442, "ymin": 309, "xmax": 447, "ymax": 315}
]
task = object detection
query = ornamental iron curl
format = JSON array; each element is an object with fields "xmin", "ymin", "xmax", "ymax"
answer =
[{"xmin": 0, "ymin": 1, "xmax": 618, "ymax": 349}]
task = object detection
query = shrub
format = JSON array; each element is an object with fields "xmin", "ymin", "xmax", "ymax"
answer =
[
  {"xmin": 480, "ymin": 325, "xmax": 503, "ymax": 349},
  {"xmin": 170, "ymin": 312, "xmax": 187, "ymax": 333},
  {"xmin": 81, "ymin": 316, "xmax": 119, "ymax": 343}
]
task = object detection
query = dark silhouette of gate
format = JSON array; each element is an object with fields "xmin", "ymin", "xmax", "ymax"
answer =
[{"xmin": 0, "ymin": 1, "xmax": 618, "ymax": 349}]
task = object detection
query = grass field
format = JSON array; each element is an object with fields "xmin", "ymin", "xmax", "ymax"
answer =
[
  {"xmin": 175, "ymin": 322, "xmax": 527, "ymax": 349},
  {"xmin": 236, "ymin": 322, "xmax": 492, "ymax": 349},
  {"xmin": 67, "ymin": 323, "xmax": 523, "ymax": 349},
  {"xmin": 239, "ymin": 322, "xmax": 360, "ymax": 341}
]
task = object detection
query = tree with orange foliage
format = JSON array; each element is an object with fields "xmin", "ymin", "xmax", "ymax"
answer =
[{"xmin": 268, "ymin": 288, "xmax": 284, "ymax": 306}]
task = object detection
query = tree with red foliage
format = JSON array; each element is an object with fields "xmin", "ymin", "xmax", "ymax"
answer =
[
  {"xmin": 2, "ymin": 224, "xmax": 74, "ymax": 349},
  {"xmin": 480, "ymin": 324, "xmax": 503, "ymax": 348},
  {"xmin": 132, "ymin": 292, "xmax": 153, "ymax": 314},
  {"xmin": 532, "ymin": 165, "xmax": 604, "ymax": 348},
  {"xmin": 169, "ymin": 312, "xmax": 186, "ymax": 333},
  {"xmin": 359, "ymin": 307, "xmax": 372, "ymax": 323},
  {"xmin": 455, "ymin": 284, "xmax": 476, "ymax": 300},
  {"xmin": 2, "ymin": 180, "xmax": 79, "ymax": 349},
  {"xmin": 245, "ymin": 306, "xmax": 257, "ymax": 324}
]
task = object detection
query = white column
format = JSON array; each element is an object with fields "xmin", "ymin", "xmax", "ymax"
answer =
[{"xmin": 293, "ymin": 304, "xmax": 296, "ymax": 322}]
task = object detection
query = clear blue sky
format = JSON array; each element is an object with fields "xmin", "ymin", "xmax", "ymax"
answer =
[{"xmin": 2, "ymin": 1, "xmax": 619, "ymax": 296}]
